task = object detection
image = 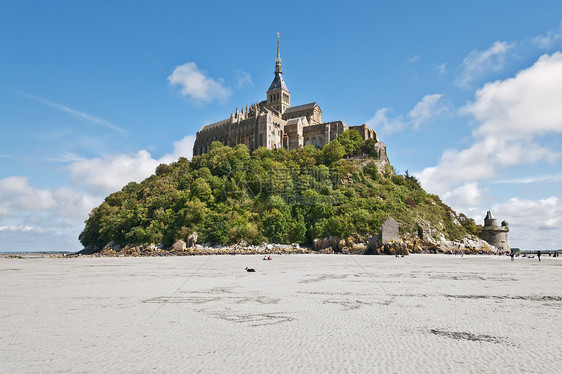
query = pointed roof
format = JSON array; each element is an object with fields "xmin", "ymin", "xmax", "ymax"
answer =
[
  {"xmin": 267, "ymin": 33, "xmax": 288, "ymax": 92},
  {"xmin": 268, "ymin": 73, "xmax": 288, "ymax": 92},
  {"xmin": 275, "ymin": 32, "xmax": 282, "ymax": 74},
  {"xmin": 485, "ymin": 211, "xmax": 496, "ymax": 220}
]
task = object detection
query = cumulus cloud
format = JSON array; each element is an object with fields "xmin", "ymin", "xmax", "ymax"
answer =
[
  {"xmin": 464, "ymin": 53, "xmax": 562, "ymax": 138},
  {"xmin": 168, "ymin": 62, "xmax": 231, "ymax": 102},
  {"xmin": 159, "ymin": 135, "xmax": 195, "ymax": 164},
  {"xmin": 68, "ymin": 135, "xmax": 196, "ymax": 195},
  {"xmin": 367, "ymin": 94, "xmax": 446, "ymax": 133},
  {"xmin": 0, "ymin": 176, "xmax": 99, "ymax": 251},
  {"xmin": 456, "ymin": 41, "xmax": 514, "ymax": 88},
  {"xmin": 0, "ymin": 177, "xmax": 96, "ymax": 220},
  {"xmin": 0, "ymin": 134, "xmax": 197, "ymax": 251},
  {"xmin": 0, "ymin": 176, "xmax": 56, "ymax": 214},
  {"xmin": 68, "ymin": 150, "xmax": 160, "ymax": 195},
  {"xmin": 415, "ymin": 53, "xmax": 562, "ymax": 250},
  {"xmin": 493, "ymin": 196, "xmax": 561, "ymax": 249},
  {"xmin": 442, "ymin": 182, "xmax": 484, "ymax": 212},
  {"xmin": 418, "ymin": 52, "xmax": 562, "ymax": 196}
]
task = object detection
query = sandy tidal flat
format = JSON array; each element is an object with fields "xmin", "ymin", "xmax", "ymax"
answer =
[{"xmin": 1, "ymin": 254, "xmax": 561, "ymax": 373}]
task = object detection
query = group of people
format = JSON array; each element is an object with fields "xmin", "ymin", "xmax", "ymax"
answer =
[{"xmin": 509, "ymin": 250, "xmax": 554, "ymax": 261}]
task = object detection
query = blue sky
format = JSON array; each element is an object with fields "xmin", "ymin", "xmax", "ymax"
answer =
[{"xmin": 1, "ymin": 0, "xmax": 562, "ymax": 251}]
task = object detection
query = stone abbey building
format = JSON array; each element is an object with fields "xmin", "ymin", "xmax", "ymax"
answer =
[{"xmin": 193, "ymin": 37, "xmax": 379, "ymax": 156}]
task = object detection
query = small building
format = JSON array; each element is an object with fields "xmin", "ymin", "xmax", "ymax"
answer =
[
  {"xmin": 481, "ymin": 211, "xmax": 510, "ymax": 251},
  {"xmin": 381, "ymin": 216, "xmax": 399, "ymax": 244}
]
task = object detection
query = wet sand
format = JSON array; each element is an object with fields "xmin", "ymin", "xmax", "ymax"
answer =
[{"xmin": 1, "ymin": 254, "xmax": 560, "ymax": 373}]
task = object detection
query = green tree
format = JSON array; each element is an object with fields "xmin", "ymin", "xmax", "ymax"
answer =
[
  {"xmin": 321, "ymin": 140, "xmax": 346, "ymax": 165},
  {"xmin": 336, "ymin": 130, "xmax": 363, "ymax": 154},
  {"xmin": 191, "ymin": 177, "xmax": 213, "ymax": 202}
]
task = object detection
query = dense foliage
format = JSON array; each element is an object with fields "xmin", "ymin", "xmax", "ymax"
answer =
[{"xmin": 79, "ymin": 130, "xmax": 477, "ymax": 250}]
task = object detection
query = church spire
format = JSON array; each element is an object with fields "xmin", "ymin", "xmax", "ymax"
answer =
[{"xmin": 275, "ymin": 32, "xmax": 282, "ymax": 74}]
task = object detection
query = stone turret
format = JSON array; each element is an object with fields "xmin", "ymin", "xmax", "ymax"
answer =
[{"xmin": 481, "ymin": 210, "xmax": 510, "ymax": 251}]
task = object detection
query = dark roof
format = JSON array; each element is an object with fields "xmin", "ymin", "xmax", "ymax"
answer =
[
  {"xmin": 283, "ymin": 102, "xmax": 318, "ymax": 113},
  {"xmin": 485, "ymin": 211, "xmax": 496, "ymax": 220},
  {"xmin": 267, "ymin": 72, "xmax": 288, "ymax": 92}
]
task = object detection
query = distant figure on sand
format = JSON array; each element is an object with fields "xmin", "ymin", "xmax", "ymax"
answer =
[
  {"xmin": 537, "ymin": 250, "xmax": 541, "ymax": 262},
  {"xmin": 510, "ymin": 250, "xmax": 515, "ymax": 261},
  {"xmin": 245, "ymin": 267, "xmax": 256, "ymax": 272}
]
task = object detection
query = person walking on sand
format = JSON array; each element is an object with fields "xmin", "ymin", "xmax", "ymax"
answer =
[
  {"xmin": 510, "ymin": 250, "xmax": 515, "ymax": 262},
  {"xmin": 537, "ymin": 250, "xmax": 541, "ymax": 262}
]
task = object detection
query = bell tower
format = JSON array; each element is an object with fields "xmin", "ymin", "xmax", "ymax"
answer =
[{"xmin": 266, "ymin": 33, "xmax": 290, "ymax": 114}]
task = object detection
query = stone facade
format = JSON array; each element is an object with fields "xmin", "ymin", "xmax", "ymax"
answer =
[
  {"xmin": 193, "ymin": 37, "xmax": 381, "ymax": 156},
  {"xmin": 380, "ymin": 216, "xmax": 399, "ymax": 244},
  {"xmin": 481, "ymin": 211, "xmax": 510, "ymax": 251}
]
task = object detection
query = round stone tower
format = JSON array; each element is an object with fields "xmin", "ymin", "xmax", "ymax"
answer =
[{"xmin": 481, "ymin": 210, "xmax": 510, "ymax": 251}]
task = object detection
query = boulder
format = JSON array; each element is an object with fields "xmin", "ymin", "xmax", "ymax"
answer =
[
  {"xmin": 367, "ymin": 236, "xmax": 380, "ymax": 250},
  {"xmin": 173, "ymin": 240, "xmax": 187, "ymax": 251},
  {"xmin": 313, "ymin": 238, "xmax": 330, "ymax": 251}
]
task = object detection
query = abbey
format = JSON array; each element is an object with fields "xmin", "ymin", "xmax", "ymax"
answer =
[{"xmin": 193, "ymin": 37, "xmax": 379, "ymax": 156}]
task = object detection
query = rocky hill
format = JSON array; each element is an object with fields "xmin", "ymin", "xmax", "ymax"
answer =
[{"xmin": 79, "ymin": 130, "xmax": 489, "ymax": 255}]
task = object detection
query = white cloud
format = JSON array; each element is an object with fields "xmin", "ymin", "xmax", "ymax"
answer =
[
  {"xmin": 68, "ymin": 150, "xmax": 160, "ymax": 195},
  {"xmin": 0, "ymin": 176, "xmax": 99, "ymax": 251},
  {"xmin": 21, "ymin": 92, "xmax": 127, "ymax": 135},
  {"xmin": 0, "ymin": 135, "xmax": 197, "ymax": 251},
  {"xmin": 442, "ymin": 182, "xmax": 483, "ymax": 211},
  {"xmin": 532, "ymin": 22, "xmax": 562, "ymax": 49},
  {"xmin": 0, "ymin": 177, "xmax": 96, "ymax": 220},
  {"xmin": 44, "ymin": 152, "xmax": 87, "ymax": 163},
  {"xmin": 456, "ymin": 41, "xmax": 514, "ymax": 88},
  {"xmin": 416, "ymin": 52, "xmax": 562, "ymax": 249},
  {"xmin": 68, "ymin": 135, "xmax": 196, "ymax": 195},
  {"xmin": 367, "ymin": 107, "xmax": 405, "ymax": 133},
  {"xmin": 493, "ymin": 197, "xmax": 561, "ymax": 249},
  {"xmin": 408, "ymin": 94, "xmax": 446, "ymax": 129},
  {"xmin": 0, "ymin": 225, "xmax": 34, "ymax": 232},
  {"xmin": 168, "ymin": 62, "xmax": 231, "ymax": 102},
  {"xmin": 418, "ymin": 52, "xmax": 562, "ymax": 196},
  {"xmin": 368, "ymin": 94, "xmax": 446, "ymax": 134},
  {"xmin": 464, "ymin": 52, "xmax": 562, "ymax": 138},
  {"xmin": 0, "ymin": 176, "xmax": 56, "ymax": 214},
  {"xmin": 493, "ymin": 175, "xmax": 562, "ymax": 184},
  {"xmin": 235, "ymin": 70, "xmax": 253, "ymax": 89},
  {"xmin": 159, "ymin": 135, "xmax": 195, "ymax": 164}
]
